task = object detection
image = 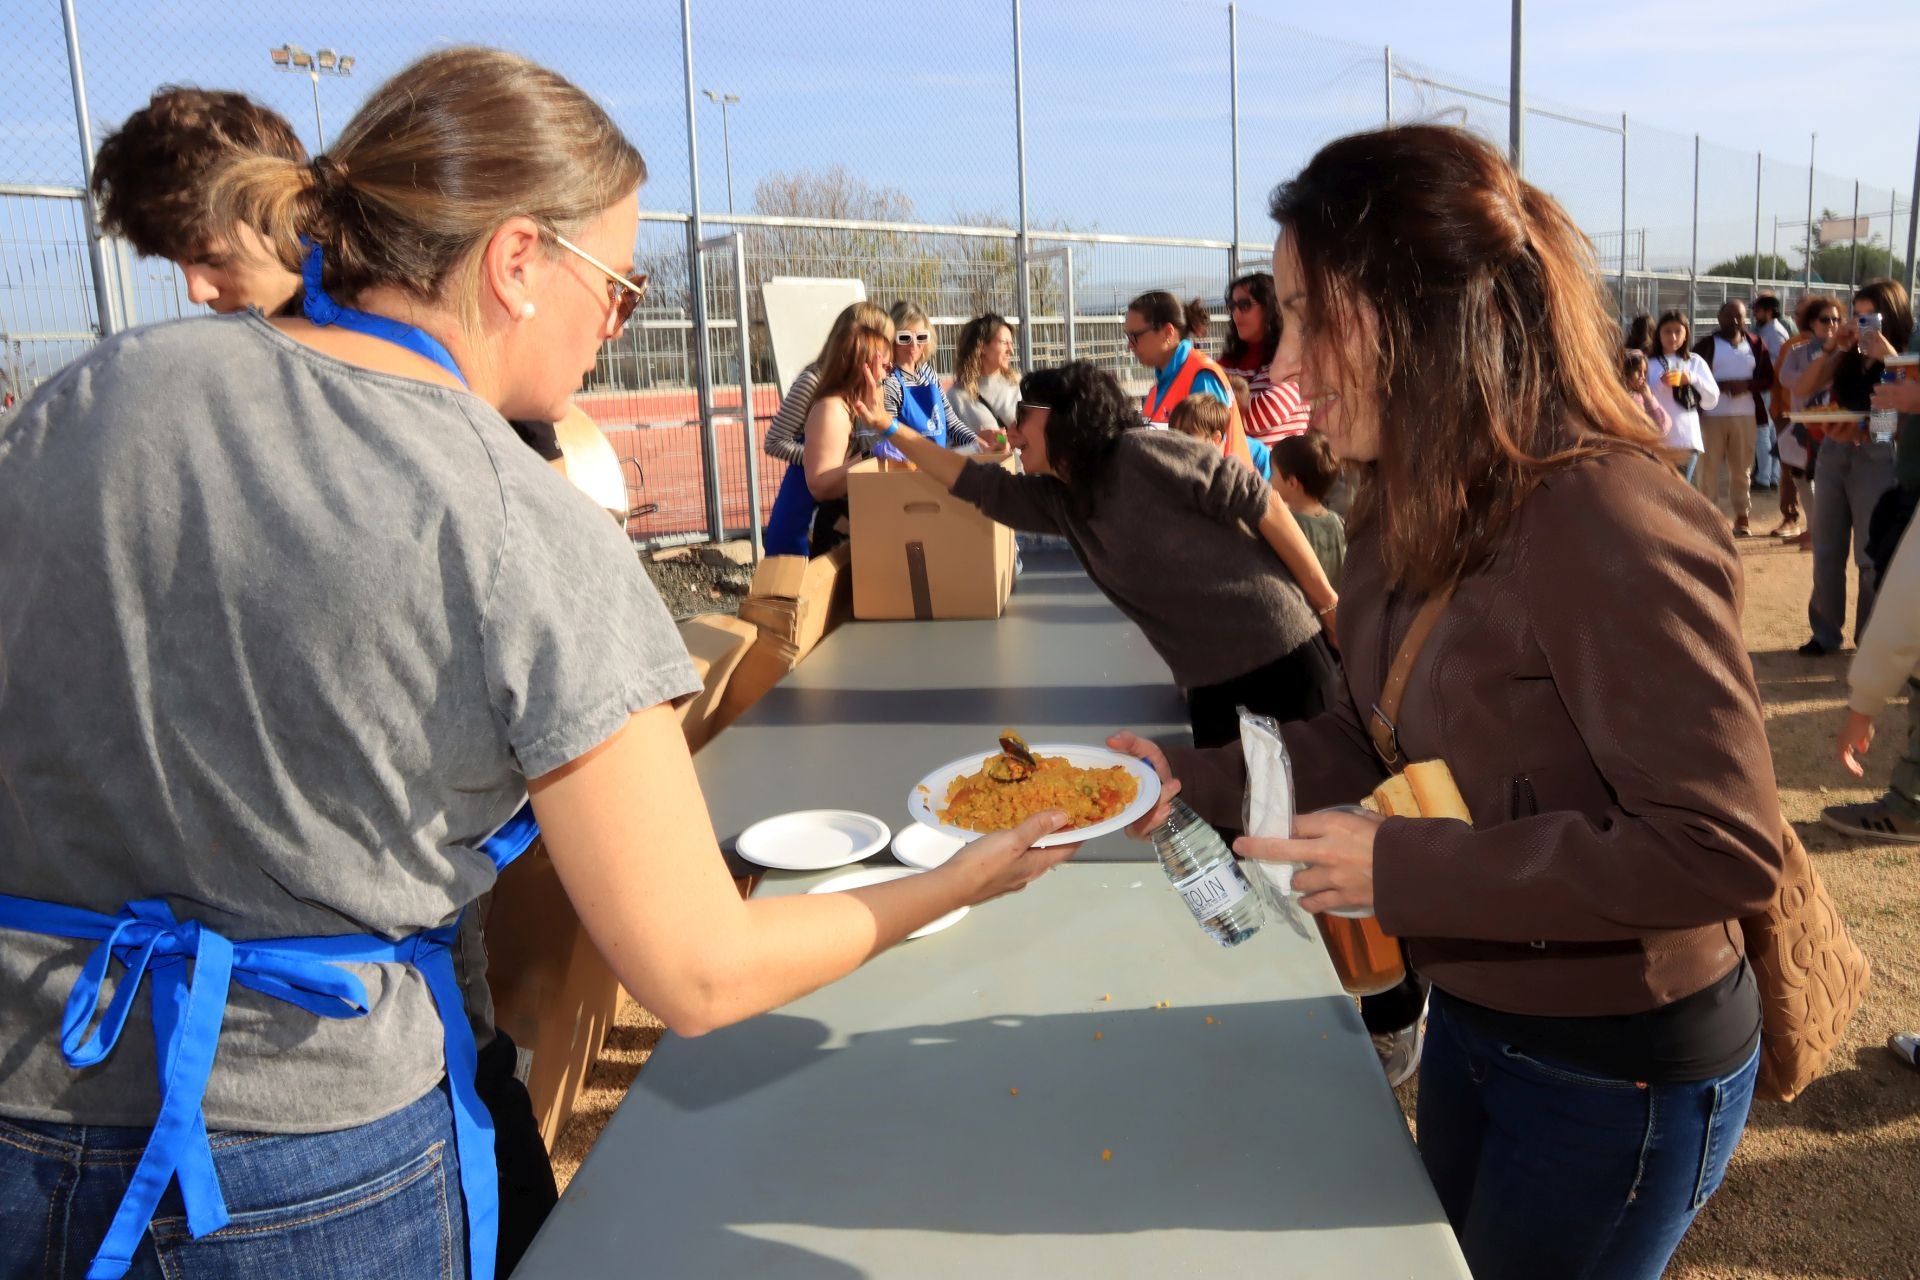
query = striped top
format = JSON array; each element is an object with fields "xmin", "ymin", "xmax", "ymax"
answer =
[
  {"xmin": 765, "ymin": 360, "xmax": 982, "ymax": 465},
  {"xmin": 1221, "ymin": 345, "xmax": 1311, "ymax": 441}
]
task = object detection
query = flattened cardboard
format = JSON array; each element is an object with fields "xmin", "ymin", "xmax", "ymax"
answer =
[
  {"xmin": 675, "ymin": 613, "xmax": 760, "ymax": 752},
  {"xmin": 485, "ymin": 841, "xmax": 624, "ymax": 1152}
]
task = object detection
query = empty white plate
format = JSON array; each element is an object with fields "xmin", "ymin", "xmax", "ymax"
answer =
[
  {"xmin": 809, "ymin": 865, "xmax": 969, "ymax": 939},
  {"xmin": 735, "ymin": 810, "xmax": 890, "ymax": 872},
  {"xmin": 892, "ymin": 824, "xmax": 968, "ymax": 870}
]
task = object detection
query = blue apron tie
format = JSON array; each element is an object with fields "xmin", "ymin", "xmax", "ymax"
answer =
[
  {"xmin": 0, "ymin": 798, "xmax": 540, "ymax": 1280},
  {"xmin": 302, "ymin": 242, "xmax": 468, "ymax": 387}
]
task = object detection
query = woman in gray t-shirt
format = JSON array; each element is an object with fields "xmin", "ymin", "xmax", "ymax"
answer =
[{"xmin": 0, "ymin": 49, "xmax": 1072, "ymax": 1280}]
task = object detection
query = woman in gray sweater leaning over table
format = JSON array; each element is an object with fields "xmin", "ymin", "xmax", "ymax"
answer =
[{"xmin": 874, "ymin": 360, "xmax": 1341, "ymax": 748}]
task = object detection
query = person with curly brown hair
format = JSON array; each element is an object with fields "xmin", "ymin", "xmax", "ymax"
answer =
[{"xmin": 92, "ymin": 87, "xmax": 308, "ymax": 314}]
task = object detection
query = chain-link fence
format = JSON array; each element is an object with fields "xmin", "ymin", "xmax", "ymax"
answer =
[{"xmin": 5, "ymin": 0, "xmax": 1916, "ymax": 550}]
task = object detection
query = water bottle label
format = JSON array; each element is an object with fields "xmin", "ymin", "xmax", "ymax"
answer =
[{"xmin": 1175, "ymin": 860, "xmax": 1252, "ymax": 924}]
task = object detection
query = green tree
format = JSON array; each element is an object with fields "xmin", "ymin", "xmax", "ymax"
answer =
[{"xmin": 1704, "ymin": 252, "xmax": 1795, "ymax": 280}]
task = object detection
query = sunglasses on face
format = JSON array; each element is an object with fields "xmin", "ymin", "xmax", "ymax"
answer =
[
  {"xmin": 895, "ymin": 332, "xmax": 932, "ymax": 346},
  {"xmin": 1815, "ymin": 314, "xmax": 1842, "ymax": 325},
  {"xmin": 1229, "ymin": 298, "xmax": 1258, "ymax": 312},
  {"xmin": 549, "ymin": 231, "xmax": 650, "ymax": 326}
]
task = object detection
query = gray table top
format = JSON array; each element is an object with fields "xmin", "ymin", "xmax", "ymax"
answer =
[
  {"xmin": 708, "ymin": 550, "xmax": 1190, "ymax": 867},
  {"xmin": 513, "ymin": 553, "xmax": 1469, "ymax": 1279}
]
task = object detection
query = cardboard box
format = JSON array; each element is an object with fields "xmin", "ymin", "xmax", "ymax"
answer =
[
  {"xmin": 675, "ymin": 613, "xmax": 760, "ymax": 752},
  {"xmin": 739, "ymin": 542, "xmax": 851, "ymax": 658},
  {"xmin": 713, "ymin": 633, "xmax": 802, "ymax": 731},
  {"xmin": 848, "ymin": 456, "xmax": 1016, "ymax": 620},
  {"xmin": 484, "ymin": 840, "xmax": 624, "ymax": 1152}
]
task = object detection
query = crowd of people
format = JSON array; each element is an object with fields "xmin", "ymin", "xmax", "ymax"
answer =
[{"xmin": 0, "ymin": 47, "xmax": 1914, "ymax": 1280}]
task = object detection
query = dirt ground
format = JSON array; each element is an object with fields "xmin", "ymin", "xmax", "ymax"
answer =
[{"xmin": 559, "ymin": 521, "xmax": 1920, "ymax": 1279}]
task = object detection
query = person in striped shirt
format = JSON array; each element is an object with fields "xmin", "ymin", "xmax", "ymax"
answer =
[
  {"xmin": 763, "ymin": 300, "xmax": 893, "ymax": 464},
  {"xmin": 879, "ymin": 299, "xmax": 987, "ymax": 450},
  {"xmin": 1219, "ymin": 271, "xmax": 1312, "ymax": 442}
]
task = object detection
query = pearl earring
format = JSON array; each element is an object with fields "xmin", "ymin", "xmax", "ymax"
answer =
[{"xmin": 519, "ymin": 302, "xmax": 536, "ymax": 320}]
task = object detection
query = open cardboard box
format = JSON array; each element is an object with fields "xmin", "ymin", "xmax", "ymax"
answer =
[{"xmin": 847, "ymin": 454, "xmax": 1016, "ymax": 620}]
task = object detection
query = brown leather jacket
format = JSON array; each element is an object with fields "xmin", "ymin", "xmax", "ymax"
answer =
[{"xmin": 1168, "ymin": 449, "xmax": 1784, "ymax": 1018}]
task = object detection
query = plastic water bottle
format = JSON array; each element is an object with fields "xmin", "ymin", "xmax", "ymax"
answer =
[
  {"xmin": 1871, "ymin": 372, "xmax": 1899, "ymax": 445},
  {"xmin": 1151, "ymin": 798, "xmax": 1264, "ymax": 947}
]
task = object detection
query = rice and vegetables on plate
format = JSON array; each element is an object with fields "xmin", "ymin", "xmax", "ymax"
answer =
[{"xmin": 938, "ymin": 735, "xmax": 1140, "ymax": 834}]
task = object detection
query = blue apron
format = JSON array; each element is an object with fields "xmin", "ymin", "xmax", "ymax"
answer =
[
  {"xmin": 0, "ymin": 247, "xmax": 529, "ymax": 1280},
  {"xmin": 871, "ymin": 369, "xmax": 948, "ymax": 462},
  {"xmin": 764, "ymin": 462, "xmax": 818, "ymax": 557}
]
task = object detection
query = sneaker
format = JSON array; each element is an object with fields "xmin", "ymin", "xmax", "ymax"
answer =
[
  {"xmin": 1821, "ymin": 800, "xmax": 1920, "ymax": 845},
  {"xmin": 1733, "ymin": 520, "xmax": 1753, "ymax": 538},
  {"xmin": 1372, "ymin": 1014, "xmax": 1427, "ymax": 1089},
  {"xmin": 1798, "ymin": 639, "xmax": 1833, "ymax": 656},
  {"xmin": 1772, "ymin": 521, "xmax": 1804, "ymax": 538},
  {"xmin": 1892, "ymin": 1031, "xmax": 1920, "ymax": 1069}
]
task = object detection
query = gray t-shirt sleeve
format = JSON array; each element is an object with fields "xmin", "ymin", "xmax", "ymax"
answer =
[{"xmin": 480, "ymin": 454, "xmax": 702, "ymax": 778}]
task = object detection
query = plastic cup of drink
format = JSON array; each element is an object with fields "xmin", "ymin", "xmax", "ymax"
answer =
[{"xmin": 1306, "ymin": 805, "xmax": 1408, "ymax": 997}]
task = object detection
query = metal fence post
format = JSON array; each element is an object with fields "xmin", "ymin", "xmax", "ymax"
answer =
[
  {"xmin": 1383, "ymin": 46, "xmax": 1393, "ymax": 125},
  {"xmin": 680, "ymin": 0, "xmax": 722, "ymax": 544},
  {"xmin": 1617, "ymin": 114, "xmax": 1628, "ymax": 320},
  {"xmin": 1228, "ymin": 2, "xmax": 1240, "ymax": 279},
  {"xmin": 1751, "ymin": 152, "xmax": 1761, "ymax": 298},
  {"xmin": 732, "ymin": 231, "xmax": 762, "ymax": 561},
  {"xmin": 1804, "ymin": 133, "xmax": 1816, "ymax": 289},
  {"xmin": 59, "ymin": 0, "xmax": 120, "ymax": 336},
  {"xmin": 1688, "ymin": 134, "xmax": 1700, "ymax": 326},
  {"xmin": 1907, "ymin": 119, "xmax": 1920, "ymax": 299},
  {"xmin": 1062, "ymin": 243, "xmax": 1076, "ymax": 363},
  {"xmin": 1012, "ymin": 0, "xmax": 1034, "ymax": 373},
  {"xmin": 1849, "ymin": 180, "xmax": 1860, "ymax": 288},
  {"xmin": 1508, "ymin": 0, "xmax": 1524, "ymax": 174}
]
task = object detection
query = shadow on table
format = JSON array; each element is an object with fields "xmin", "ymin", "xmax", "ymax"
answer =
[
  {"xmin": 751, "ymin": 683, "xmax": 1188, "ymax": 728},
  {"xmin": 569, "ymin": 996, "xmax": 1437, "ymax": 1250}
]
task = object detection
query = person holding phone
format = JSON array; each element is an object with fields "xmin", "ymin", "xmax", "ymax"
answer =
[{"xmin": 1790, "ymin": 279, "xmax": 1912, "ymax": 656}]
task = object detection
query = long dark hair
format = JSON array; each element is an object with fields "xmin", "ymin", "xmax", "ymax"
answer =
[
  {"xmin": 1222, "ymin": 272, "xmax": 1281, "ymax": 367},
  {"xmin": 1623, "ymin": 313, "xmax": 1653, "ymax": 355},
  {"xmin": 1019, "ymin": 362, "xmax": 1139, "ymax": 510},
  {"xmin": 1855, "ymin": 277, "xmax": 1914, "ymax": 351},
  {"xmin": 1651, "ymin": 309, "xmax": 1690, "ymax": 358},
  {"xmin": 1268, "ymin": 124, "xmax": 1659, "ymax": 593}
]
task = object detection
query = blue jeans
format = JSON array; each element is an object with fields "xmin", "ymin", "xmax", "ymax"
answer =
[
  {"xmin": 1754, "ymin": 422, "xmax": 1779, "ymax": 488},
  {"xmin": 0, "ymin": 1086, "xmax": 465, "ymax": 1280},
  {"xmin": 1417, "ymin": 994, "xmax": 1760, "ymax": 1280},
  {"xmin": 1808, "ymin": 436, "xmax": 1900, "ymax": 649}
]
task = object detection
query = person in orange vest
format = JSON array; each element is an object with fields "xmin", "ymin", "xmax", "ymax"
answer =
[{"xmin": 1126, "ymin": 289, "xmax": 1256, "ymax": 470}]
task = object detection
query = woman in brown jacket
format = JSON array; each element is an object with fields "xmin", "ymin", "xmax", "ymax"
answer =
[{"xmin": 1118, "ymin": 126, "xmax": 1783, "ymax": 1280}]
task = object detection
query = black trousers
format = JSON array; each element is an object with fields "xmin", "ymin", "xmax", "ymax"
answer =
[
  {"xmin": 1185, "ymin": 632, "xmax": 1341, "ymax": 750},
  {"xmin": 475, "ymin": 1030, "xmax": 560, "ymax": 1278}
]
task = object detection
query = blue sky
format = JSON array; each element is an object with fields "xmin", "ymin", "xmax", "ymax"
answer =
[{"xmin": 4, "ymin": 0, "xmax": 1918, "ymax": 334}]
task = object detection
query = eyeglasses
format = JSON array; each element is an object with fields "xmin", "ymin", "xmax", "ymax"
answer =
[
  {"xmin": 1016, "ymin": 401, "xmax": 1050, "ymax": 416},
  {"xmin": 1229, "ymin": 298, "xmax": 1258, "ymax": 313},
  {"xmin": 1122, "ymin": 328, "xmax": 1153, "ymax": 346},
  {"xmin": 1814, "ymin": 314, "xmax": 1843, "ymax": 326},
  {"xmin": 895, "ymin": 332, "xmax": 932, "ymax": 346},
  {"xmin": 548, "ymin": 231, "xmax": 649, "ymax": 327}
]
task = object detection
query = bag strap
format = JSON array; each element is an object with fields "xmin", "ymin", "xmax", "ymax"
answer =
[{"xmin": 1367, "ymin": 583, "xmax": 1456, "ymax": 768}]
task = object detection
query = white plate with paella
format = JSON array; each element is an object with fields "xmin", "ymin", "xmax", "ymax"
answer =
[{"xmin": 906, "ymin": 734, "xmax": 1162, "ymax": 850}]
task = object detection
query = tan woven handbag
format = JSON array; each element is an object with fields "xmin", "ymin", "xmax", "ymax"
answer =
[
  {"xmin": 1742, "ymin": 821, "xmax": 1871, "ymax": 1103},
  {"xmin": 1369, "ymin": 589, "xmax": 1870, "ymax": 1104}
]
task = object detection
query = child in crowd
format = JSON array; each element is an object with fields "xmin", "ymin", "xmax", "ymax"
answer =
[
  {"xmin": 1269, "ymin": 431, "xmax": 1346, "ymax": 588},
  {"xmin": 1623, "ymin": 349, "xmax": 1674, "ymax": 440},
  {"xmin": 1171, "ymin": 393, "xmax": 1271, "ymax": 482}
]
